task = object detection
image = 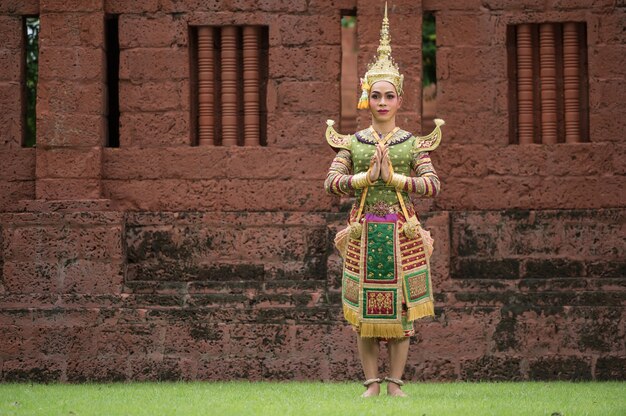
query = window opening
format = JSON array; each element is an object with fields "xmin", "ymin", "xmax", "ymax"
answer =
[
  {"xmin": 192, "ymin": 26, "xmax": 268, "ymax": 146},
  {"xmin": 340, "ymin": 11, "xmax": 358, "ymax": 133},
  {"xmin": 105, "ymin": 15, "xmax": 120, "ymax": 148},
  {"xmin": 508, "ymin": 22, "xmax": 589, "ymax": 144},
  {"xmin": 421, "ymin": 11, "xmax": 437, "ymax": 136},
  {"xmin": 23, "ymin": 16, "xmax": 39, "ymax": 148}
]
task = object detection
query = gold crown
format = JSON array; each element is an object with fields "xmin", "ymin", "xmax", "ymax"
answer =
[{"xmin": 358, "ymin": 2, "xmax": 404, "ymax": 109}]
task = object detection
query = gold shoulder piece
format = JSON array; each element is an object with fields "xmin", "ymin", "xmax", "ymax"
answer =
[
  {"xmin": 415, "ymin": 118, "xmax": 444, "ymax": 152},
  {"xmin": 325, "ymin": 120, "xmax": 352, "ymax": 151}
]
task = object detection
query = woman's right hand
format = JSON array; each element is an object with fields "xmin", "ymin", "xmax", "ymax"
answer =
[{"xmin": 369, "ymin": 148, "xmax": 381, "ymax": 183}]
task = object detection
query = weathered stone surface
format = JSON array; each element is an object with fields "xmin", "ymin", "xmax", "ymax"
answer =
[
  {"xmin": 229, "ymin": 0, "xmax": 307, "ymax": 13},
  {"xmin": 118, "ymin": 14, "xmax": 188, "ymax": 48},
  {"xmin": 586, "ymin": 261, "xmax": 626, "ymax": 278},
  {"xmin": 596, "ymin": 356, "xmax": 626, "ymax": 381},
  {"xmin": 277, "ymin": 81, "xmax": 339, "ymax": 113},
  {"xmin": 2, "ymin": 358, "xmax": 64, "ymax": 382},
  {"xmin": 36, "ymin": 147, "xmax": 103, "ymax": 179},
  {"xmin": 278, "ymin": 15, "xmax": 340, "ymax": 46},
  {"xmin": 270, "ymin": 46, "xmax": 340, "ymax": 82},
  {"xmin": 450, "ymin": 210, "xmax": 625, "ymax": 284},
  {"xmin": 570, "ymin": 307, "xmax": 624, "ymax": 353},
  {"xmin": 2, "ymin": 261, "xmax": 59, "ymax": 293},
  {"xmin": 461, "ymin": 355, "xmax": 523, "ymax": 381},
  {"xmin": 36, "ymin": 112, "xmax": 105, "ymax": 148},
  {"xmin": 38, "ymin": 47, "xmax": 104, "ymax": 81},
  {"xmin": 119, "ymin": 48, "xmax": 189, "ymax": 81},
  {"xmin": 529, "ymin": 356, "xmax": 592, "ymax": 381},
  {"xmin": 39, "ymin": 12, "xmax": 104, "ymax": 47},
  {"xmin": 38, "ymin": 81, "xmax": 105, "ymax": 115},
  {"xmin": 119, "ymin": 80, "xmax": 189, "ymax": 112},
  {"xmin": 118, "ymin": 111, "xmax": 190, "ymax": 147},
  {"xmin": 1, "ymin": 206, "xmax": 625, "ymax": 381},
  {"xmin": 405, "ymin": 357, "xmax": 457, "ymax": 382},
  {"xmin": 452, "ymin": 258, "xmax": 520, "ymax": 280},
  {"xmin": 523, "ymin": 259, "xmax": 584, "ymax": 279},
  {"xmin": 40, "ymin": 0, "xmax": 102, "ymax": 12},
  {"xmin": 0, "ymin": 48, "xmax": 22, "ymax": 83},
  {"xmin": 102, "ymin": 179, "xmax": 332, "ymax": 212},
  {"xmin": 197, "ymin": 356, "xmax": 264, "ymax": 380},
  {"xmin": 0, "ymin": 16, "xmax": 24, "ymax": 49},
  {"xmin": 66, "ymin": 354, "xmax": 128, "ymax": 382},
  {"xmin": 0, "ymin": 325, "xmax": 31, "ymax": 359}
]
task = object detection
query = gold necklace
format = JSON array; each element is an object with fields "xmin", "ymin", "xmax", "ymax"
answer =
[{"xmin": 369, "ymin": 126, "xmax": 399, "ymax": 144}]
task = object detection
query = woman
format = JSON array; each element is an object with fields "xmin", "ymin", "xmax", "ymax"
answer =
[{"xmin": 324, "ymin": 3, "xmax": 443, "ymax": 397}]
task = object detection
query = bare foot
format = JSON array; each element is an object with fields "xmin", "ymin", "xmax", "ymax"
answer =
[
  {"xmin": 387, "ymin": 383, "xmax": 407, "ymax": 397},
  {"xmin": 361, "ymin": 383, "xmax": 380, "ymax": 398}
]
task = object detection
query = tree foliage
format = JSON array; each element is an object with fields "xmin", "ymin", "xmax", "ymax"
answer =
[{"xmin": 422, "ymin": 12, "xmax": 436, "ymax": 87}]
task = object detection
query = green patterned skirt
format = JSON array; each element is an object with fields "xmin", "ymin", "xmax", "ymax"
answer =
[{"xmin": 341, "ymin": 212, "xmax": 434, "ymax": 338}]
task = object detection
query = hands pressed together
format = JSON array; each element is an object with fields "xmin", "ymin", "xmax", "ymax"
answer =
[{"xmin": 368, "ymin": 142, "xmax": 392, "ymax": 183}]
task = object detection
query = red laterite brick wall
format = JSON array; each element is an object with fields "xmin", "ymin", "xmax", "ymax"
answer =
[{"xmin": 0, "ymin": 0, "xmax": 624, "ymax": 382}]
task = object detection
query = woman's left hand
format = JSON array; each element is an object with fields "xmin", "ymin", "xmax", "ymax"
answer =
[{"xmin": 379, "ymin": 144, "xmax": 391, "ymax": 183}]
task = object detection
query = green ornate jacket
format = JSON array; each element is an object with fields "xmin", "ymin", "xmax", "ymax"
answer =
[{"xmin": 324, "ymin": 126, "xmax": 441, "ymax": 207}]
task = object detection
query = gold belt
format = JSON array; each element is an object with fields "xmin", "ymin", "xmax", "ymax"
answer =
[{"xmin": 363, "ymin": 201, "xmax": 403, "ymax": 216}]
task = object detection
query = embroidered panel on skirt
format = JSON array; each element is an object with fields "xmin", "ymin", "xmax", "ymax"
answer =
[
  {"xmin": 363, "ymin": 288, "xmax": 397, "ymax": 319},
  {"xmin": 398, "ymin": 231, "xmax": 430, "ymax": 303},
  {"xmin": 399, "ymin": 224, "xmax": 434, "ymax": 320},
  {"xmin": 406, "ymin": 269, "xmax": 429, "ymax": 301},
  {"xmin": 342, "ymin": 238, "xmax": 362, "ymax": 309},
  {"xmin": 343, "ymin": 272, "xmax": 360, "ymax": 307},
  {"xmin": 364, "ymin": 221, "xmax": 398, "ymax": 283},
  {"xmin": 360, "ymin": 215, "xmax": 401, "ymax": 323}
]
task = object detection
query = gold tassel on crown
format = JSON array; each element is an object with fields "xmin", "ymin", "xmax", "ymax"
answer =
[{"xmin": 357, "ymin": 2, "xmax": 404, "ymax": 110}]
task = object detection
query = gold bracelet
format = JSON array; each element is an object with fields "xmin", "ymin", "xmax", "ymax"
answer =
[
  {"xmin": 389, "ymin": 173, "xmax": 407, "ymax": 190},
  {"xmin": 352, "ymin": 172, "xmax": 370, "ymax": 189}
]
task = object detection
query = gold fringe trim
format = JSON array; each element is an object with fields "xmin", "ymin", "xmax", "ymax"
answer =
[
  {"xmin": 343, "ymin": 304, "xmax": 360, "ymax": 327},
  {"xmin": 407, "ymin": 301, "xmax": 435, "ymax": 322},
  {"xmin": 359, "ymin": 322, "xmax": 405, "ymax": 338}
]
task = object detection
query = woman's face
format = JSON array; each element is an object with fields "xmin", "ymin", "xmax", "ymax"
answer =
[{"xmin": 368, "ymin": 80, "xmax": 402, "ymax": 123}]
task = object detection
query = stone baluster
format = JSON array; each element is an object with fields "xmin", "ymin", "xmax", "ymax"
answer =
[
  {"xmin": 221, "ymin": 26, "xmax": 238, "ymax": 146},
  {"xmin": 563, "ymin": 22, "xmax": 581, "ymax": 143},
  {"xmin": 516, "ymin": 24, "xmax": 534, "ymax": 145},
  {"xmin": 539, "ymin": 23, "xmax": 558, "ymax": 144},
  {"xmin": 242, "ymin": 26, "xmax": 260, "ymax": 146},
  {"xmin": 197, "ymin": 27, "xmax": 214, "ymax": 146}
]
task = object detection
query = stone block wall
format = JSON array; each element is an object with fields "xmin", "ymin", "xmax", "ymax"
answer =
[
  {"xmin": 0, "ymin": 0, "xmax": 624, "ymax": 382},
  {"xmin": 421, "ymin": 0, "xmax": 625, "ymax": 212},
  {"xmin": 0, "ymin": 0, "xmax": 37, "ymax": 209},
  {"xmin": 1, "ymin": 207, "xmax": 623, "ymax": 382},
  {"xmin": 99, "ymin": 0, "xmax": 345, "ymax": 213}
]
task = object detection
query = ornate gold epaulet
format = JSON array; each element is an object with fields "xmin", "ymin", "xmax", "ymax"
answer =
[
  {"xmin": 325, "ymin": 120, "xmax": 352, "ymax": 151},
  {"xmin": 414, "ymin": 118, "xmax": 445, "ymax": 152}
]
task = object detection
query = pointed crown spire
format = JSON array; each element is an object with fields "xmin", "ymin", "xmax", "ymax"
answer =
[
  {"xmin": 357, "ymin": 2, "xmax": 404, "ymax": 109},
  {"xmin": 377, "ymin": 2, "xmax": 392, "ymax": 60}
]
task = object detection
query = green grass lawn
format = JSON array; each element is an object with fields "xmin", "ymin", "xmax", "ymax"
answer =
[{"xmin": 0, "ymin": 381, "xmax": 624, "ymax": 416}]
